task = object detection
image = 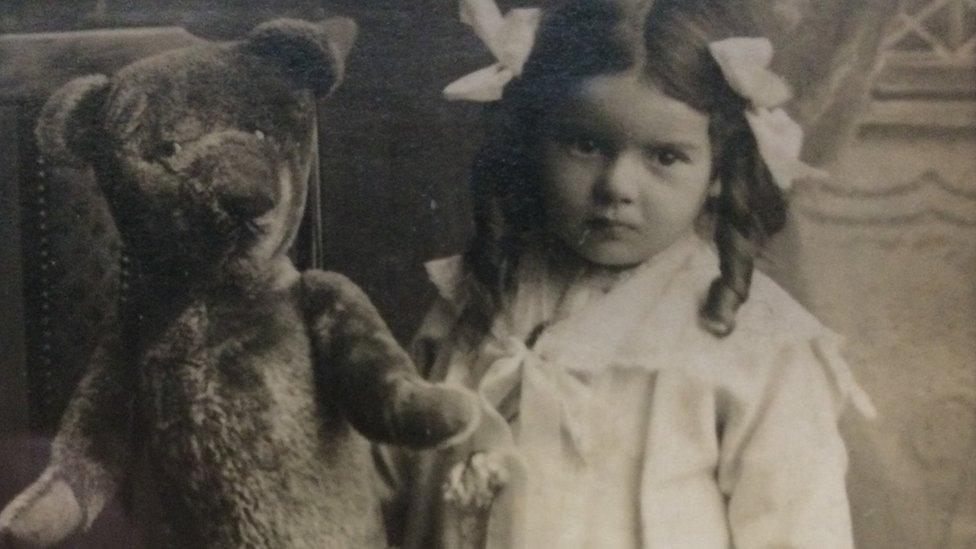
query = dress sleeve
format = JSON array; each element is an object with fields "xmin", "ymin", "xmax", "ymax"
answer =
[{"xmin": 716, "ymin": 337, "xmax": 859, "ymax": 549}]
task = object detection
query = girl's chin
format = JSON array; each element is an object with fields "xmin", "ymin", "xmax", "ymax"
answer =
[
  {"xmin": 546, "ymin": 231, "xmax": 653, "ymax": 270},
  {"xmin": 574, "ymin": 242, "xmax": 652, "ymax": 270}
]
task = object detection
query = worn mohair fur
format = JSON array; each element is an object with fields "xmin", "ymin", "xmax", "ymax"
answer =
[{"xmin": 0, "ymin": 18, "xmax": 478, "ymax": 548}]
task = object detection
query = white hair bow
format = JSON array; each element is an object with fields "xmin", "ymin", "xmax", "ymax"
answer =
[
  {"xmin": 708, "ymin": 37, "xmax": 827, "ymax": 191},
  {"xmin": 443, "ymin": 0, "xmax": 542, "ymax": 102}
]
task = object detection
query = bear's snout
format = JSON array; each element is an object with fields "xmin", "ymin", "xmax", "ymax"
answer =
[
  {"xmin": 214, "ymin": 154, "xmax": 276, "ymax": 220},
  {"xmin": 186, "ymin": 132, "xmax": 279, "ymax": 220}
]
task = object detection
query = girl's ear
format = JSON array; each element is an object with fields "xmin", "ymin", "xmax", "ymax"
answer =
[
  {"xmin": 244, "ymin": 17, "xmax": 357, "ymax": 97},
  {"xmin": 35, "ymin": 74, "xmax": 110, "ymax": 166},
  {"xmin": 707, "ymin": 178, "xmax": 721, "ymax": 198}
]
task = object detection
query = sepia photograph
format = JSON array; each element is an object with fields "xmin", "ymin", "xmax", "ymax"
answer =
[{"xmin": 0, "ymin": 0, "xmax": 973, "ymax": 547}]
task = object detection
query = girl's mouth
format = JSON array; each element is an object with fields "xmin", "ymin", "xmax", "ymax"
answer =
[
  {"xmin": 586, "ymin": 216, "xmax": 637, "ymax": 232},
  {"xmin": 579, "ymin": 217, "xmax": 638, "ymax": 246}
]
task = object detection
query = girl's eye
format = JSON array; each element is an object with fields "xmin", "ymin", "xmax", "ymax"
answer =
[
  {"xmin": 647, "ymin": 147, "xmax": 688, "ymax": 167},
  {"xmin": 565, "ymin": 136, "xmax": 604, "ymax": 158}
]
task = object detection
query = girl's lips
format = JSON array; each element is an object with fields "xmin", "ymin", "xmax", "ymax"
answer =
[
  {"xmin": 583, "ymin": 218, "xmax": 640, "ymax": 243},
  {"xmin": 587, "ymin": 216, "xmax": 638, "ymax": 231}
]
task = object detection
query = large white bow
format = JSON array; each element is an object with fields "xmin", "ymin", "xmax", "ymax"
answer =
[
  {"xmin": 708, "ymin": 37, "xmax": 828, "ymax": 191},
  {"xmin": 475, "ymin": 336, "xmax": 594, "ymax": 461},
  {"xmin": 444, "ymin": 0, "xmax": 542, "ymax": 102},
  {"xmin": 440, "ymin": 334, "xmax": 593, "ymax": 549}
]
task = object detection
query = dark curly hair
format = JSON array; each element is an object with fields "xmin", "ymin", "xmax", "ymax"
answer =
[{"xmin": 459, "ymin": 0, "xmax": 788, "ymax": 339}]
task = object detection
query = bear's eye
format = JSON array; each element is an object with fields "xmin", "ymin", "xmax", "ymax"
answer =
[
  {"xmin": 243, "ymin": 124, "xmax": 269, "ymax": 141},
  {"xmin": 151, "ymin": 140, "xmax": 182, "ymax": 159}
]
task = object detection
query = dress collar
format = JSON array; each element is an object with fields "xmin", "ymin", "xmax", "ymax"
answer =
[
  {"xmin": 425, "ymin": 235, "xmax": 876, "ymax": 418},
  {"xmin": 531, "ymin": 234, "xmax": 705, "ymax": 372}
]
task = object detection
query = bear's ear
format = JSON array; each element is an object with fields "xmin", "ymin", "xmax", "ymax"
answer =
[
  {"xmin": 35, "ymin": 74, "xmax": 110, "ymax": 166},
  {"xmin": 244, "ymin": 17, "xmax": 357, "ymax": 96}
]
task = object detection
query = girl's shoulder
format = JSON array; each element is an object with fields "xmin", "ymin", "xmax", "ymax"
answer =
[
  {"xmin": 626, "ymin": 243, "xmax": 876, "ymax": 417},
  {"xmin": 678, "ymin": 240, "xmax": 833, "ymax": 346},
  {"xmin": 708, "ymin": 274, "xmax": 876, "ymax": 417},
  {"xmin": 735, "ymin": 269, "xmax": 827, "ymax": 342}
]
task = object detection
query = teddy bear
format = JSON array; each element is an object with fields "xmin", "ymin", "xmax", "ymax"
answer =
[{"xmin": 0, "ymin": 17, "xmax": 479, "ymax": 548}]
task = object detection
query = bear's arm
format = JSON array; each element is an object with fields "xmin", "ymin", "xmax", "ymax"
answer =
[
  {"xmin": 300, "ymin": 270, "xmax": 478, "ymax": 449},
  {"xmin": 0, "ymin": 332, "xmax": 135, "ymax": 546}
]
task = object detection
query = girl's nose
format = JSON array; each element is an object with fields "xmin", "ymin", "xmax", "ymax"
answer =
[{"xmin": 593, "ymin": 152, "xmax": 641, "ymax": 206}]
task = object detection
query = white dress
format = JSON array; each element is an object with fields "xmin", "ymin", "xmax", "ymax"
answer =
[{"xmin": 377, "ymin": 234, "xmax": 875, "ymax": 549}]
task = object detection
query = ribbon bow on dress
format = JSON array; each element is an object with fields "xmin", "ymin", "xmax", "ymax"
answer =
[
  {"xmin": 475, "ymin": 335, "xmax": 596, "ymax": 462},
  {"xmin": 441, "ymin": 332, "xmax": 597, "ymax": 549}
]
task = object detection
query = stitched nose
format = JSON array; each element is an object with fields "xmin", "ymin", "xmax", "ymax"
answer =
[
  {"xmin": 182, "ymin": 132, "xmax": 278, "ymax": 220},
  {"xmin": 219, "ymin": 178, "xmax": 275, "ymax": 219},
  {"xmin": 210, "ymin": 149, "xmax": 276, "ymax": 219}
]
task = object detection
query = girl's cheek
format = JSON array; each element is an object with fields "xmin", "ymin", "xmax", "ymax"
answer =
[
  {"xmin": 541, "ymin": 158, "xmax": 599, "ymax": 207},
  {"xmin": 658, "ymin": 165, "xmax": 713, "ymax": 204},
  {"xmin": 687, "ymin": 160, "xmax": 714, "ymax": 187}
]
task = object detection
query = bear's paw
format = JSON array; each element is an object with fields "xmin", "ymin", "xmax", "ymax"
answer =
[{"xmin": 0, "ymin": 468, "xmax": 83, "ymax": 549}]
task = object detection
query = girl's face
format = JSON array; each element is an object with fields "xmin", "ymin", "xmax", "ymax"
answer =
[{"xmin": 538, "ymin": 71, "xmax": 714, "ymax": 267}]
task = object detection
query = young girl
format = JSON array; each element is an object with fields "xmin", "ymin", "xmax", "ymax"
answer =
[{"xmin": 377, "ymin": 0, "xmax": 874, "ymax": 547}]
